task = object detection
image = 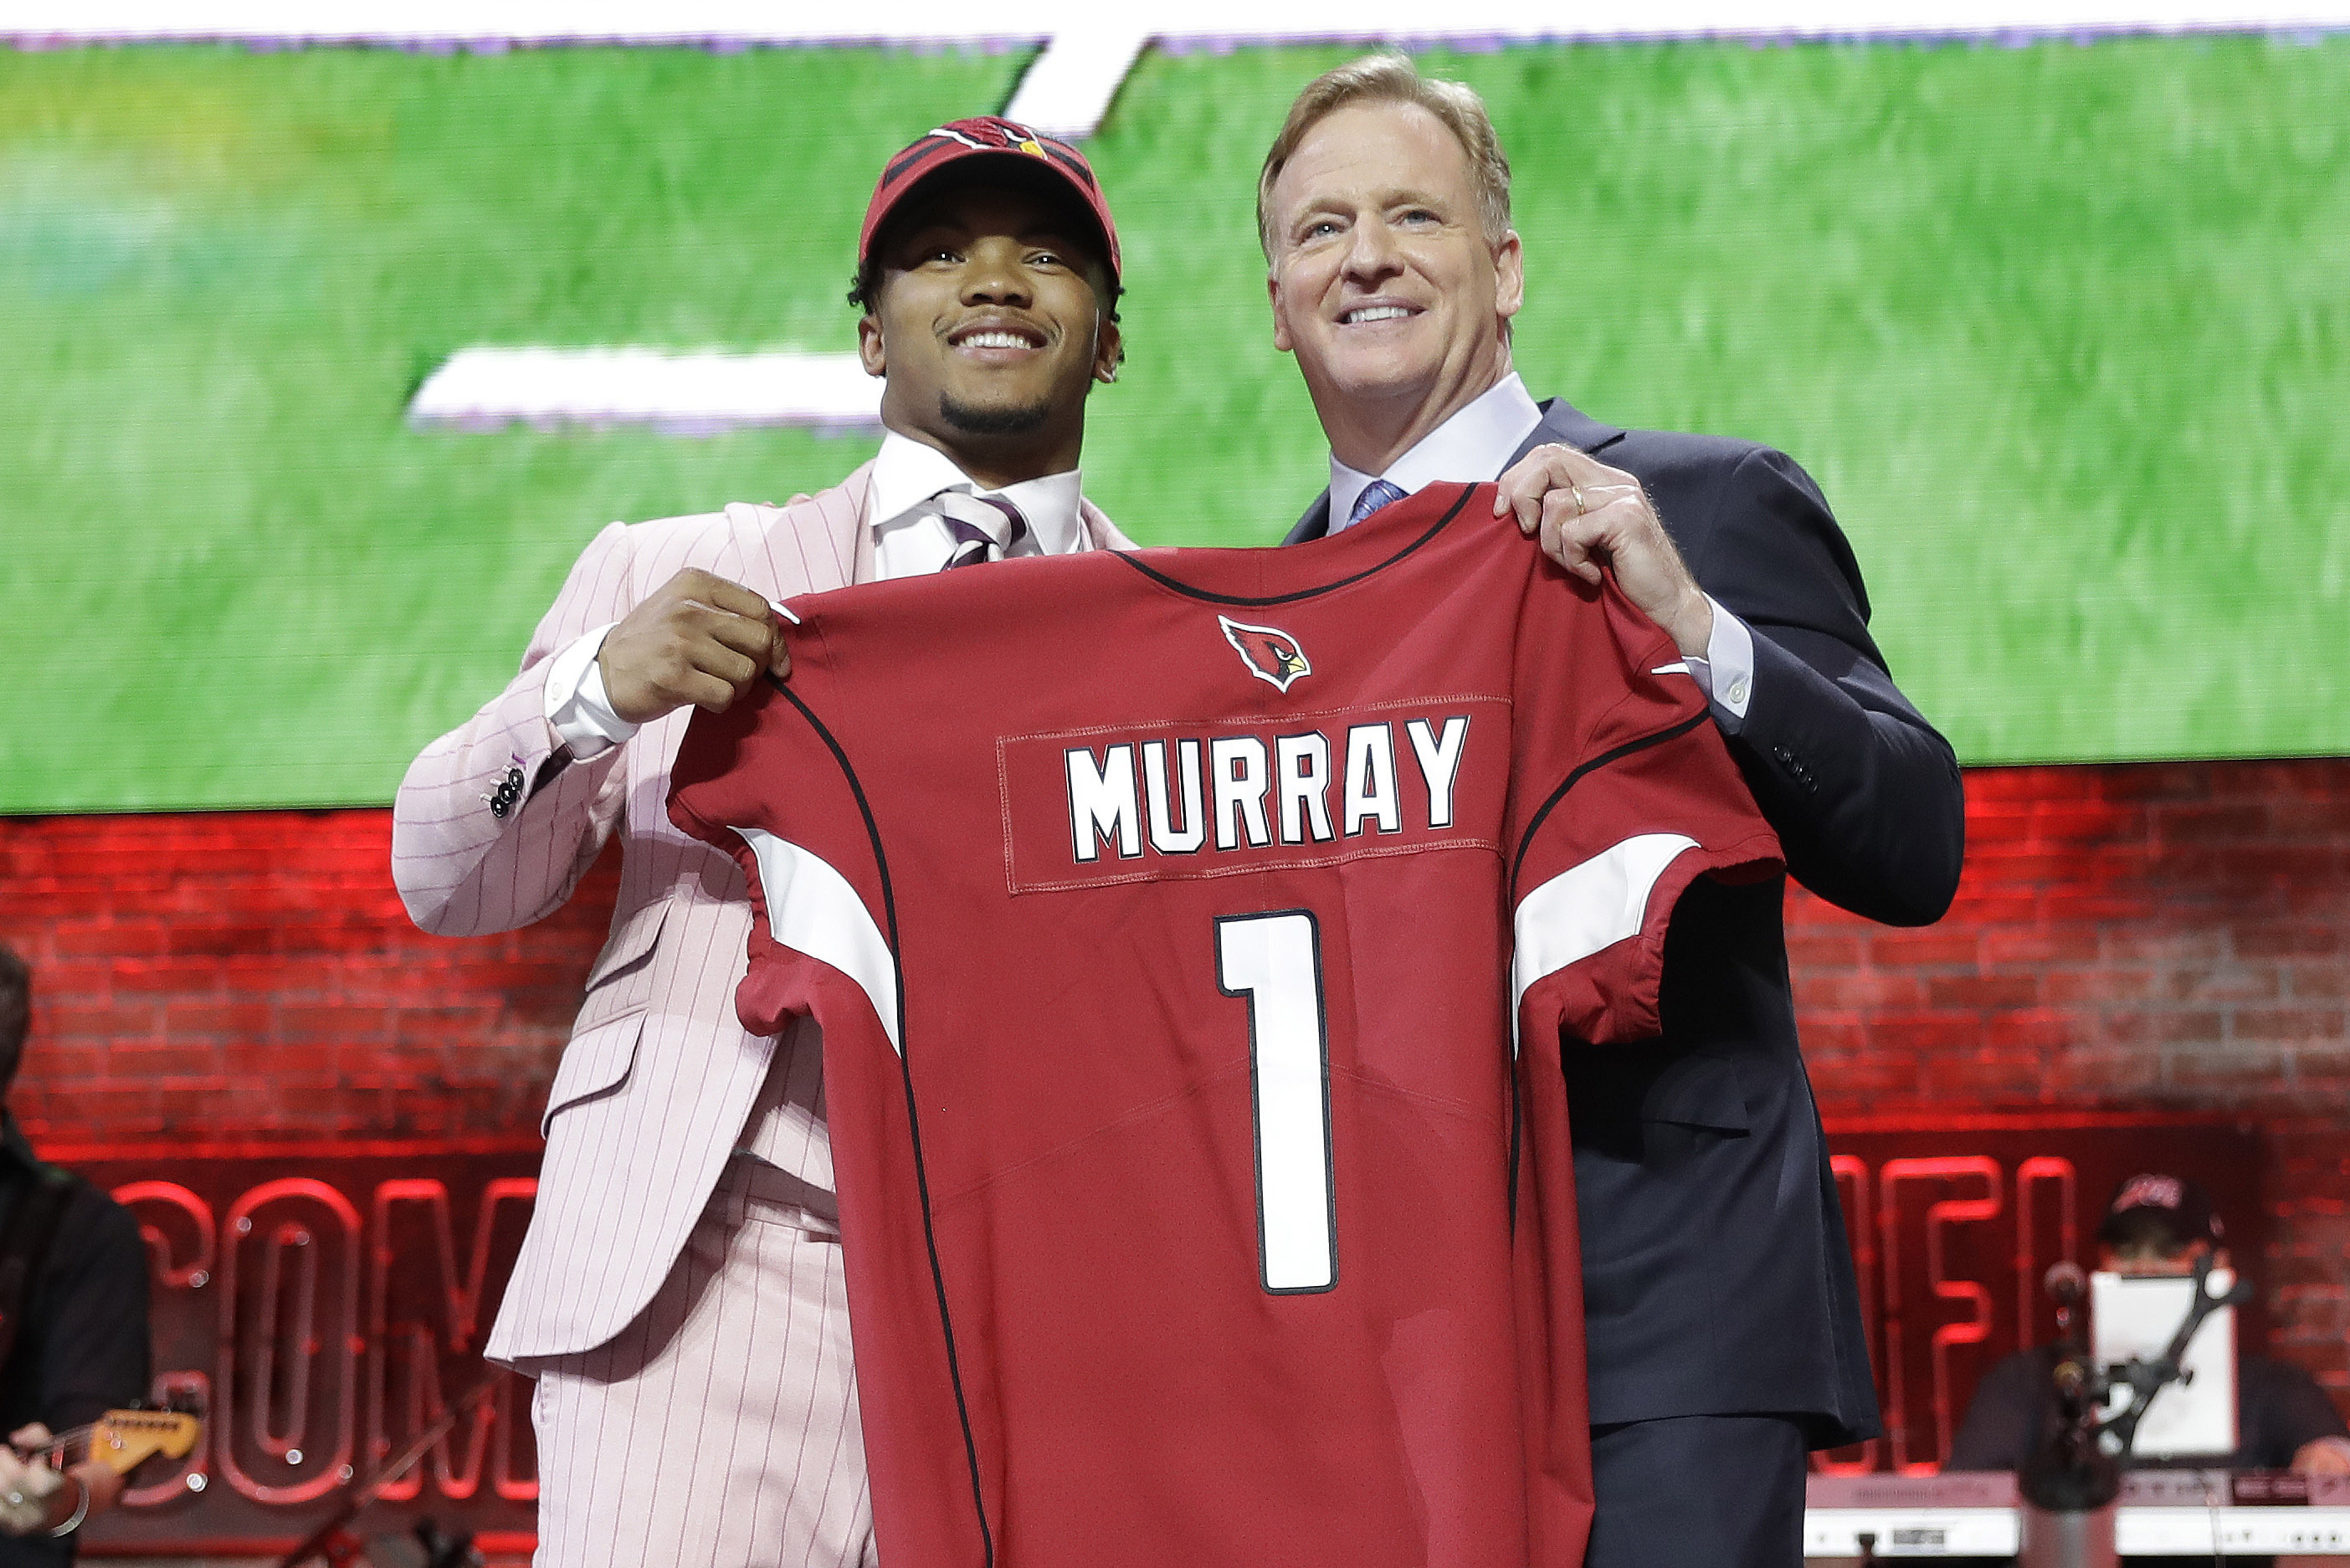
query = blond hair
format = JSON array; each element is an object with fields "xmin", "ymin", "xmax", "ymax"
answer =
[{"xmin": 1256, "ymin": 54, "xmax": 1513, "ymax": 259}]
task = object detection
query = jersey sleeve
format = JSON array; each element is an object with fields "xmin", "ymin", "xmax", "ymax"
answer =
[
  {"xmin": 1507, "ymin": 564, "xmax": 1782, "ymax": 1048},
  {"xmin": 665, "ymin": 612, "xmax": 901, "ymax": 1048}
]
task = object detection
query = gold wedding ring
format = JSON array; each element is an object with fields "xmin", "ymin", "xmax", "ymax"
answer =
[{"xmin": 1570, "ymin": 485, "xmax": 1588, "ymax": 518}]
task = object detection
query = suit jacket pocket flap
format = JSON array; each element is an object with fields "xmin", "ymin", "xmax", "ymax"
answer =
[
  {"xmin": 581, "ymin": 900, "xmax": 670, "ymax": 999},
  {"xmin": 1642, "ymin": 1050, "xmax": 1752, "ymax": 1132},
  {"xmin": 541, "ymin": 1009, "xmax": 647, "ymax": 1135}
]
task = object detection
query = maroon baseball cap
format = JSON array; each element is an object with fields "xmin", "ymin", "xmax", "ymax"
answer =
[
  {"xmin": 859, "ymin": 116, "xmax": 1121, "ymax": 286},
  {"xmin": 2099, "ymin": 1172, "xmax": 2223, "ymax": 1246}
]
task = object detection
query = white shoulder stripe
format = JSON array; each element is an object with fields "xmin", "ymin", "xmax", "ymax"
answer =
[
  {"xmin": 736, "ymin": 827, "xmax": 900, "ymax": 1054},
  {"xmin": 1511, "ymin": 833, "xmax": 1700, "ymax": 1050},
  {"xmin": 1650, "ymin": 662, "xmax": 1691, "ymax": 676}
]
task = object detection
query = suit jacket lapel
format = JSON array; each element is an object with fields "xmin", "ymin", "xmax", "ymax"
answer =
[
  {"xmin": 831, "ymin": 463, "xmax": 879, "ymax": 585},
  {"xmin": 1080, "ymin": 497, "xmax": 1136, "ymax": 552},
  {"xmin": 729, "ymin": 462, "xmax": 875, "ymax": 599},
  {"xmin": 1285, "ymin": 394, "xmax": 1627, "ymax": 545},
  {"xmin": 1284, "ymin": 491, "xmax": 1335, "ymax": 546},
  {"xmin": 1513, "ymin": 397, "xmax": 1626, "ymax": 465}
]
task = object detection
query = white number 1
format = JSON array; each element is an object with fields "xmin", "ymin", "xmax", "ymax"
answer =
[{"xmin": 1214, "ymin": 911, "xmax": 1337, "ymax": 1294}]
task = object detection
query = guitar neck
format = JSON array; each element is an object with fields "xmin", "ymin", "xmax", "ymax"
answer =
[
  {"xmin": 23, "ymin": 1422, "xmax": 95, "ymax": 1473},
  {"xmin": 12, "ymin": 1410, "xmax": 199, "ymax": 1478}
]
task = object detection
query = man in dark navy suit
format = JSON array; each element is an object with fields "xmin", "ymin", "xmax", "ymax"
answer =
[{"xmin": 1259, "ymin": 55, "xmax": 1967, "ymax": 1566}]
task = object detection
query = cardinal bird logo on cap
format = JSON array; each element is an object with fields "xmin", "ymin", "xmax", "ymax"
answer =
[
  {"xmin": 932, "ymin": 119, "xmax": 1049, "ymax": 160},
  {"xmin": 1220, "ymin": 617, "xmax": 1313, "ymax": 693}
]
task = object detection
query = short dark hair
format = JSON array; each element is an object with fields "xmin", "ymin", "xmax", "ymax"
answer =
[{"xmin": 0, "ymin": 942, "xmax": 29, "ymax": 1098}]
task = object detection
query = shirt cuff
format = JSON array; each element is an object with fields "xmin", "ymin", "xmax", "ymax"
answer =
[
  {"xmin": 1681, "ymin": 597, "xmax": 1755, "ymax": 731},
  {"xmin": 543, "ymin": 624, "xmax": 639, "ymax": 759}
]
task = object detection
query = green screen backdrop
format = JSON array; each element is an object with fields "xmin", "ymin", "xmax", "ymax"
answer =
[{"xmin": 3, "ymin": 36, "xmax": 2346, "ymax": 812}]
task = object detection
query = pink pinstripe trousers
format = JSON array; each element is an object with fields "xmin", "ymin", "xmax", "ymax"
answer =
[{"xmin": 525, "ymin": 1161, "xmax": 878, "ymax": 1567}]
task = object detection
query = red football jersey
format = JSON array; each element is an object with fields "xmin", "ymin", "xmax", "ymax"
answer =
[{"xmin": 668, "ymin": 482, "xmax": 1779, "ymax": 1568}]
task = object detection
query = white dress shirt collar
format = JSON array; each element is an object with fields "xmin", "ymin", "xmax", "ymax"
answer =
[
  {"xmin": 1327, "ymin": 372, "xmax": 1546, "ymax": 532},
  {"xmin": 867, "ymin": 429, "xmax": 1087, "ymax": 558}
]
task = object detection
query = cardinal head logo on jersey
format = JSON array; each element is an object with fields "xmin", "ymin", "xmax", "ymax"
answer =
[{"xmin": 1219, "ymin": 617, "xmax": 1312, "ymax": 693}]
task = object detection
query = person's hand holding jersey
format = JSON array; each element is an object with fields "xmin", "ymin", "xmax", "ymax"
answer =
[
  {"xmin": 1493, "ymin": 443, "xmax": 1714, "ymax": 661},
  {"xmin": 597, "ymin": 568, "xmax": 793, "ymax": 722}
]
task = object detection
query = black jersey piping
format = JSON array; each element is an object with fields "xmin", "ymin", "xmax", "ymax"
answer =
[
  {"xmin": 771, "ymin": 674, "xmax": 998, "ymax": 1568},
  {"xmin": 1110, "ymin": 484, "xmax": 1476, "ymax": 607},
  {"xmin": 1508, "ymin": 710, "xmax": 1711, "ymax": 898},
  {"xmin": 1502, "ymin": 707, "xmax": 1708, "ymax": 1222}
]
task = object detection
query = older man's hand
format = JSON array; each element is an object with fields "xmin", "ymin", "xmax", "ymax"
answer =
[{"xmin": 1495, "ymin": 443, "xmax": 1714, "ymax": 659}]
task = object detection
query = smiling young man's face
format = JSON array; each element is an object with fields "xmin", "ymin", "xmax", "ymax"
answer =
[
  {"xmin": 1265, "ymin": 97, "xmax": 1522, "ymax": 473},
  {"xmin": 859, "ymin": 172, "xmax": 1120, "ymax": 489}
]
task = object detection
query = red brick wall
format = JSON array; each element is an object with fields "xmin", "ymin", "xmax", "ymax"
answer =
[
  {"xmin": 1, "ymin": 756, "xmax": 2344, "ymax": 1402},
  {"xmin": 1795, "ymin": 760, "xmax": 2350, "ymax": 1113},
  {"xmin": 0, "ymin": 811, "xmax": 618, "ymax": 1140},
  {"xmin": 1793, "ymin": 758, "xmax": 2350, "ymax": 1407}
]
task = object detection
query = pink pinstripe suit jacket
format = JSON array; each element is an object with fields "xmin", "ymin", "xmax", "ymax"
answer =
[{"xmin": 391, "ymin": 464, "xmax": 1132, "ymax": 1360}]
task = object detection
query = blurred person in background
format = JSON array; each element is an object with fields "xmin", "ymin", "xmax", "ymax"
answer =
[
  {"xmin": 1947, "ymin": 1173, "xmax": 2350, "ymax": 1477},
  {"xmin": 1943, "ymin": 1173, "xmax": 2348, "ymax": 1568},
  {"xmin": 393, "ymin": 119, "xmax": 1129, "ymax": 1568},
  {"xmin": 1259, "ymin": 54, "xmax": 1965, "ymax": 1567},
  {"xmin": 0, "ymin": 944, "xmax": 151, "ymax": 1563}
]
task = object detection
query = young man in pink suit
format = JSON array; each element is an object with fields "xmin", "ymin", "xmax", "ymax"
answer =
[{"xmin": 390, "ymin": 119, "xmax": 1131, "ymax": 1568}]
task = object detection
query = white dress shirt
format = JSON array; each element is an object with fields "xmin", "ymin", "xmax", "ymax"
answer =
[
  {"xmin": 1325, "ymin": 372, "xmax": 1757, "ymax": 726},
  {"xmin": 864, "ymin": 429, "xmax": 1088, "ymax": 576},
  {"xmin": 545, "ymin": 432, "xmax": 1095, "ymax": 756}
]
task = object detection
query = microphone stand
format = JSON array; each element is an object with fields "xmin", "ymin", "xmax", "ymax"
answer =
[
  {"xmin": 2097, "ymin": 1252, "xmax": 2254, "ymax": 1459},
  {"xmin": 2019, "ymin": 1254, "xmax": 2255, "ymax": 1568},
  {"xmin": 2019, "ymin": 1266, "xmax": 2120, "ymax": 1568},
  {"xmin": 272, "ymin": 1373, "xmax": 500, "ymax": 1568}
]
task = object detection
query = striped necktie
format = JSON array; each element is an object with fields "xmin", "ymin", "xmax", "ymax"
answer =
[
  {"xmin": 1346, "ymin": 478, "xmax": 1408, "ymax": 530},
  {"xmin": 936, "ymin": 490, "xmax": 1029, "ymax": 569}
]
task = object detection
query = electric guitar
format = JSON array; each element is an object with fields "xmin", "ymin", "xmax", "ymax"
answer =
[{"xmin": 13, "ymin": 1408, "xmax": 200, "ymax": 1477}]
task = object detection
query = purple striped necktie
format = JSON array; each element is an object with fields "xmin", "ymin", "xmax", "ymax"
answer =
[
  {"xmin": 936, "ymin": 490, "xmax": 1029, "ymax": 569},
  {"xmin": 1347, "ymin": 478, "xmax": 1408, "ymax": 530}
]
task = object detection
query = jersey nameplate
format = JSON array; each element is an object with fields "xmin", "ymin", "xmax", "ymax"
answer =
[{"xmin": 998, "ymin": 696, "xmax": 1507, "ymax": 894}]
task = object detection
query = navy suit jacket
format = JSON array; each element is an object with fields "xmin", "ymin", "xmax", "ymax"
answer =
[{"xmin": 1288, "ymin": 397, "xmax": 1965, "ymax": 1443}]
